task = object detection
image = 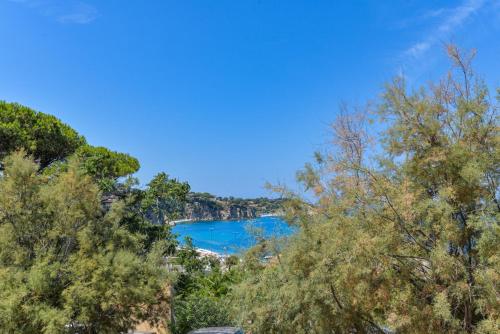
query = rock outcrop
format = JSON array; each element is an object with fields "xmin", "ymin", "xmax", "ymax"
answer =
[{"xmin": 182, "ymin": 192, "xmax": 284, "ymax": 221}]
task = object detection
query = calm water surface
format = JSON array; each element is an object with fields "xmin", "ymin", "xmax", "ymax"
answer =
[{"xmin": 172, "ymin": 216, "xmax": 294, "ymax": 254}]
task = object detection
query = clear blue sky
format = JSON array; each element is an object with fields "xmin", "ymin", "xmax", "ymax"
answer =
[{"xmin": 1, "ymin": 0, "xmax": 499, "ymax": 197}]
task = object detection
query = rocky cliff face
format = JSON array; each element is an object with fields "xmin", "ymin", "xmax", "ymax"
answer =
[{"xmin": 182, "ymin": 193, "xmax": 283, "ymax": 221}]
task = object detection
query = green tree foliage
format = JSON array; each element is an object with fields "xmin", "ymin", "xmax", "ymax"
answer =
[
  {"xmin": 142, "ymin": 172, "xmax": 191, "ymax": 224},
  {"xmin": 115, "ymin": 186, "xmax": 179, "ymax": 256},
  {"xmin": 0, "ymin": 101, "xmax": 140, "ymax": 192},
  {"xmin": 0, "ymin": 101, "xmax": 86, "ymax": 168},
  {"xmin": 232, "ymin": 46, "xmax": 499, "ymax": 333},
  {"xmin": 0, "ymin": 102, "xmax": 192, "ymax": 332},
  {"xmin": 177, "ymin": 237, "xmax": 207, "ymax": 274},
  {"xmin": 0, "ymin": 152, "xmax": 168, "ymax": 334},
  {"xmin": 113, "ymin": 173, "xmax": 190, "ymax": 256},
  {"xmin": 171, "ymin": 239, "xmax": 241, "ymax": 334},
  {"xmin": 172, "ymin": 294, "xmax": 232, "ymax": 334},
  {"xmin": 75, "ymin": 145, "xmax": 140, "ymax": 191}
]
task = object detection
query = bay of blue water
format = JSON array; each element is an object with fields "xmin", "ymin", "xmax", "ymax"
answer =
[{"xmin": 172, "ymin": 216, "xmax": 294, "ymax": 255}]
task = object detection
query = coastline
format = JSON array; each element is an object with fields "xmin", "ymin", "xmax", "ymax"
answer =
[
  {"xmin": 176, "ymin": 245, "xmax": 225, "ymax": 258},
  {"xmin": 168, "ymin": 213, "xmax": 281, "ymax": 226}
]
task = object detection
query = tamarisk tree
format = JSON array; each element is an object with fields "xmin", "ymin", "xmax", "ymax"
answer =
[
  {"xmin": 232, "ymin": 46, "xmax": 499, "ymax": 333},
  {"xmin": 0, "ymin": 152, "xmax": 168, "ymax": 333}
]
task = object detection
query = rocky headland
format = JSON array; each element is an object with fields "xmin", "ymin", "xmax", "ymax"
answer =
[{"xmin": 181, "ymin": 192, "xmax": 284, "ymax": 221}]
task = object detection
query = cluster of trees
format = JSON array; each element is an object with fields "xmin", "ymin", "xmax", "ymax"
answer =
[
  {"xmin": 0, "ymin": 103, "xmax": 190, "ymax": 333},
  {"xmin": 171, "ymin": 238, "xmax": 241, "ymax": 334},
  {"xmin": 0, "ymin": 45, "xmax": 497, "ymax": 334},
  {"xmin": 231, "ymin": 46, "xmax": 499, "ymax": 333},
  {"xmin": 0, "ymin": 102, "xmax": 86, "ymax": 169},
  {"xmin": 187, "ymin": 192, "xmax": 284, "ymax": 215},
  {"xmin": 0, "ymin": 101, "xmax": 141, "ymax": 190}
]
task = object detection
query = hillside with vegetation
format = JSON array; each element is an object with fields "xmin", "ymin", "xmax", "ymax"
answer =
[{"xmin": 182, "ymin": 192, "xmax": 284, "ymax": 221}]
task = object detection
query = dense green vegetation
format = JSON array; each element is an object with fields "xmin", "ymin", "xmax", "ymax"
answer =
[
  {"xmin": 171, "ymin": 238, "xmax": 241, "ymax": 334},
  {"xmin": 75, "ymin": 145, "xmax": 140, "ymax": 191},
  {"xmin": 0, "ymin": 103, "xmax": 190, "ymax": 333},
  {"xmin": 144, "ymin": 172, "xmax": 191, "ymax": 224},
  {"xmin": 0, "ymin": 152, "xmax": 168, "ymax": 333},
  {"xmin": 231, "ymin": 46, "xmax": 499, "ymax": 333},
  {"xmin": 0, "ymin": 102, "xmax": 86, "ymax": 169},
  {"xmin": 0, "ymin": 45, "xmax": 497, "ymax": 334}
]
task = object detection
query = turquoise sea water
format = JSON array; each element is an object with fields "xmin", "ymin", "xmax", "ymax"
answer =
[{"xmin": 172, "ymin": 216, "xmax": 294, "ymax": 255}]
